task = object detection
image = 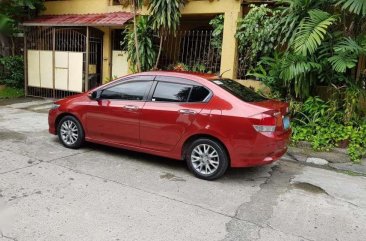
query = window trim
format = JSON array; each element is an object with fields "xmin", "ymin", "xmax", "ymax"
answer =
[
  {"xmin": 150, "ymin": 81, "xmax": 193, "ymax": 103},
  {"xmin": 99, "ymin": 79, "xmax": 154, "ymax": 102},
  {"xmin": 212, "ymin": 78, "xmax": 268, "ymax": 103},
  {"xmin": 188, "ymin": 85, "xmax": 213, "ymax": 103},
  {"xmin": 146, "ymin": 76, "xmax": 213, "ymax": 104}
]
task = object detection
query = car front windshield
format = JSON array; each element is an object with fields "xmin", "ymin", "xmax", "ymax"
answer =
[{"xmin": 212, "ymin": 79, "xmax": 268, "ymax": 102}]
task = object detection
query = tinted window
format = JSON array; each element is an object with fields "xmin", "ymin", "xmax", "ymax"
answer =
[
  {"xmin": 153, "ymin": 82, "xmax": 191, "ymax": 102},
  {"xmin": 213, "ymin": 79, "xmax": 268, "ymax": 102},
  {"xmin": 189, "ymin": 86, "xmax": 210, "ymax": 102},
  {"xmin": 101, "ymin": 81, "xmax": 151, "ymax": 100}
]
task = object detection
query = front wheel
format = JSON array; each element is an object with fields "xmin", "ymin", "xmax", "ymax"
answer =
[
  {"xmin": 186, "ymin": 138, "xmax": 229, "ymax": 180},
  {"xmin": 57, "ymin": 115, "xmax": 84, "ymax": 149}
]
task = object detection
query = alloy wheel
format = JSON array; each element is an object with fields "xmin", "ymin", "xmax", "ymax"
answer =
[
  {"xmin": 60, "ymin": 120, "xmax": 79, "ymax": 145},
  {"xmin": 191, "ymin": 144, "xmax": 220, "ymax": 175}
]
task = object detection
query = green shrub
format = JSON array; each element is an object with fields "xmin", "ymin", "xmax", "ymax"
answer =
[
  {"xmin": 236, "ymin": 4, "xmax": 282, "ymax": 71},
  {"xmin": 291, "ymin": 96, "xmax": 366, "ymax": 162},
  {"xmin": 209, "ymin": 14, "xmax": 224, "ymax": 53},
  {"xmin": 0, "ymin": 56, "xmax": 24, "ymax": 88}
]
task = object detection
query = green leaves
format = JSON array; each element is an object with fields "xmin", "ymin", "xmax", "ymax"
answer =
[
  {"xmin": 236, "ymin": 4, "xmax": 282, "ymax": 71},
  {"xmin": 0, "ymin": 56, "xmax": 24, "ymax": 88},
  {"xmin": 124, "ymin": 16, "xmax": 157, "ymax": 72},
  {"xmin": 279, "ymin": 53, "xmax": 322, "ymax": 98},
  {"xmin": 148, "ymin": 0, "xmax": 186, "ymax": 32},
  {"xmin": 291, "ymin": 97, "xmax": 366, "ymax": 162},
  {"xmin": 0, "ymin": 0, "xmax": 44, "ymax": 34},
  {"xmin": 147, "ymin": 0, "xmax": 185, "ymax": 68},
  {"xmin": 328, "ymin": 37, "xmax": 366, "ymax": 73},
  {"xmin": 337, "ymin": 0, "xmax": 366, "ymax": 16},
  {"xmin": 293, "ymin": 10, "xmax": 337, "ymax": 56},
  {"xmin": 209, "ymin": 14, "xmax": 224, "ymax": 51},
  {"xmin": 0, "ymin": 14, "xmax": 12, "ymax": 31}
]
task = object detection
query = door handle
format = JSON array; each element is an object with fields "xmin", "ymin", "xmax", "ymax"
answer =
[
  {"xmin": 179, "ymin": 109, "xmax": 196, "ymax": 115},
  {"xmin": 123, "ymin": 105, "xmax": 139, "ymax": 111}
]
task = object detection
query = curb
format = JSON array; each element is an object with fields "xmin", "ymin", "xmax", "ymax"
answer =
[{"xmin": 282, "ymin": 147, "xmax": 366, "ymax": 176}]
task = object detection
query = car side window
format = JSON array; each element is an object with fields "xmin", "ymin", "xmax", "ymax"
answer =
[
  {"xmin": 100, "ymin": 81, "xmax": 152, "ymax": 101},
  {"xmin": 152, "ymin": 82, "xmax": 192, "ymax": 102},
  {"xmin": 188, "ymin": 86, "xmax": 210, "ymax": 102}
]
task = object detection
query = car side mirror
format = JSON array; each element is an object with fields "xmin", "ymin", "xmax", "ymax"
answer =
[{"xmin": 89, "ymin": 90, "xmax": 102, "ymax": 100}]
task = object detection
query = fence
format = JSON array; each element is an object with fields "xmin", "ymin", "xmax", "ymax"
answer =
[
  {"xmin": 25, "ymin": 26, "xmax": 103, "ymax": 99},
  {"xmin": 236, "ymin": 51, "xmax": 253, "ymax": 80},
  {"xmin": 158, "ymin": 30, "xmax": 221, "ymax": 74}
]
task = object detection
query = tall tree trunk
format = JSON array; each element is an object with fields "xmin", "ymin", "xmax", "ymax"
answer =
[
  {"xmin": 10, "ymin": 37, "xmax": 15, "ymax": 56},
  {"xmin": 0, "ymin": 34, "xmax": 10, "ymax": 57},
  {"xmin": 0, "ymin": 34, "xmax": 5, "ymax": 57},
  {"xmin": 132, "ymin": 2, "xmax": 141, "ymax": 72},
  {"xmin": 154, "ymin": 31, "xmax": 163, "ymax": 70}
]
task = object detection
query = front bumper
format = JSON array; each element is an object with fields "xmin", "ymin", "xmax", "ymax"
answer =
[{"xmin": 48, "ymin": 108, "xmax": 59, "ymax": 135}]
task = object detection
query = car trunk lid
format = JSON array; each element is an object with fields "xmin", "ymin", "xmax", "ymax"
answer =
[{"xmin": 249, "ymin": 100, "xmax": 290, "ymax": 133}]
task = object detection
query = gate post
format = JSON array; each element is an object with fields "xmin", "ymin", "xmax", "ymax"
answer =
[
  {"xmin": 24, "ymin": 30, "xmax": 28, "ymax": 96},
  {"xmin": 85, "ymin": 26, "xmax": 90, "ymax": 92},
  {"xmin": 52, "ymin": 27, "xmax": 56, "ymax": 99}
]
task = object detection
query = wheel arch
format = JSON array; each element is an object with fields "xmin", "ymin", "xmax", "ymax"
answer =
[
  {"xmin": 55, "ymin": 112, "xmax": 84, "ymax": 135},
  {"xmin": 181, "ymin": 134, "xmax": 231, "ymax": 163}
]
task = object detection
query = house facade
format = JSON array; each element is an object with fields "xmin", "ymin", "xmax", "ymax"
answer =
[{"xmin": 23, "ymin": 0, "xmax": 247, "ymax": 98}]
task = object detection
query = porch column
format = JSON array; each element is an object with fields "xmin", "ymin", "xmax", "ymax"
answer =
[
  {"xmin": 220, "ymin": 9, "xmax": 241, "ymax": 79},
  {"xmin": 100, "ymin": 27, "xmax": 111, "ymax": 84}
]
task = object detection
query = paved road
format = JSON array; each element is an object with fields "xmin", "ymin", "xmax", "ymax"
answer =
[{"xmin": 0, "ymin": 98, "xmax": 365, "ymax": 241}]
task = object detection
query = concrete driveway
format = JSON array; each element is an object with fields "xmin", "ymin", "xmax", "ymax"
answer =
[{"xmin": 0, "ymin": 98, "xmax": 365, "ymax": 241}]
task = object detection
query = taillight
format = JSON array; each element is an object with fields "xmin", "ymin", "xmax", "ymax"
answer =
[{"xmin": 252, "ymin": 113, "xmax": 277, "ymax": 133}]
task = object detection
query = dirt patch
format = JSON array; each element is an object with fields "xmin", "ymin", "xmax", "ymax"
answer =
[
  {"xmin": 0, "ymin": 131, "xmax": 26, "ymax": 141},
  {"xmin": 0, "ymin": 97, "xmax": 40, "ymax": 106},
  {"xmin": 160, "ymin": 172, "xmax": 186, "ymax": 182},
  {"xmin": 292, "ymin": 182, "xmax": 328, "ymax": 195}
]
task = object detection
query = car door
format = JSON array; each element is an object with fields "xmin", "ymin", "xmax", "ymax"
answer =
[
  {"xmin": 140, "ymin": 77, "xmax": 211, "ymax": 152},
  {"xmin": 86, "ymin": 77, "xmax": 154, "ymax": 147}
]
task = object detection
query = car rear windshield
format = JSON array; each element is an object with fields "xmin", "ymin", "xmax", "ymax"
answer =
[{"xmin": 212, "ymin": 79, "xmax": 268, "ymax": 102}]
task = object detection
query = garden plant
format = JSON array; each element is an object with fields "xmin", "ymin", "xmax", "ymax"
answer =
[{"xmin": 239, "ymin": 0, "xmax": 366, "ymax": 162}]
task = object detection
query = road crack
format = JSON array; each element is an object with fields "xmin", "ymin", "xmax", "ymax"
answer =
[
  {"xmin": 221, "ymin": 163, "xmax": 315, "ymax": 241},
  {"xmin": 0, "ymin": 229, "xmax": 18, "ymax": 241}
]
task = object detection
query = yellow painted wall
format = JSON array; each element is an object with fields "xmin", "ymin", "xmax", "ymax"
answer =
[
  {"xmin": 96, "ymin": 27, "xmax": 112, "ymax": 83},
  {"xmin": 43, "ymin": 0, "xmax": 242, "ymax": 82}
]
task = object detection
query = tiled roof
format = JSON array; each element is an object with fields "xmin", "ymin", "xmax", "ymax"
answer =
[{"xmin": 23, "ymin": 12, "xmax": 134, "ymax": 27}]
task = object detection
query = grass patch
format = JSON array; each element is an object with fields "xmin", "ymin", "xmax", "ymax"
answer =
[{"xmin": 0, "ymin": 86, "xmax": 24, "ymax": 99}]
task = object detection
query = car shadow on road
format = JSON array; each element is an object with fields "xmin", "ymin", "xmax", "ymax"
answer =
[{"xmin": 74, "ymin": 141, "xmax": 273, "ymax": 181}]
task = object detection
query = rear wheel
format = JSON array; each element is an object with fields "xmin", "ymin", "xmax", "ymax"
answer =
[
  {"xmin": 186, "ymin": 138, "xmax": 229, "ymax": 180},
  {"xmin": 57, "ymin": 116, "xmax": 84, "ymax": 149}
]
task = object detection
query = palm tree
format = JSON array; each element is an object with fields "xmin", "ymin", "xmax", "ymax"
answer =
[
  {"xmin": 292, "ymin": 9, "xmax": 337, "ymax": 56},
  {"xmin": 337, "ymin": 0, "xmax": 366, "ymax": 16},
  {"xmin": 148, "ymin": 0, "xmax": 186, "ymax": 69},
  {"xmin": 130, "ymin": 0, "xmax": 143, "ymax": 72},
  {"xmin": 124, "ymin": 16, "xmax": 157, "ymax": 72},
  {"xmin": 120, "ymin": 0, "xmax": 143, "ymax": 72}
]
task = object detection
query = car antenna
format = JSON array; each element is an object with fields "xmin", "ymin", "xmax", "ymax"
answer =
[{"xmin": 219, "ymin": 69, "xmax": 231, "ymax": 79}]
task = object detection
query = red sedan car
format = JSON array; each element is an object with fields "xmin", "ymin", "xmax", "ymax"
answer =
[{"xmin": 49, "ymin": 71, "xmax": 291, "ymax": 180}]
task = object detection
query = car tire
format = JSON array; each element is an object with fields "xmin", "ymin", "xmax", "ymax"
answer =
[
  {"xmin": 186, "ymin": 138, "xmax": 229, "ymax": 180},
  {"xmin": 57, "ymin": 115, "xmax": 85, "ymax": 149}
]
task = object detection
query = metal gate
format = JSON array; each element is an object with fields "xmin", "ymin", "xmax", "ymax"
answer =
[
  {"xmin": 158, "ymin": 30, "xmax": 221, "ymax": 74},
  {"xmin": 24, "ymin": 26, "xmax": 103, "ymax": 99}
]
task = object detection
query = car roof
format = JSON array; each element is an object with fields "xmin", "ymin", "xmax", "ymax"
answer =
[{"xmin": 133, "ymin": 71, "xmax": 218, "ymax": 84}]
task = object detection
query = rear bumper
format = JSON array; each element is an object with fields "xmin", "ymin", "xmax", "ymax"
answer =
[{"xmin": 230, "ymin": 129, "xmax": 291, "ymax": 168}]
